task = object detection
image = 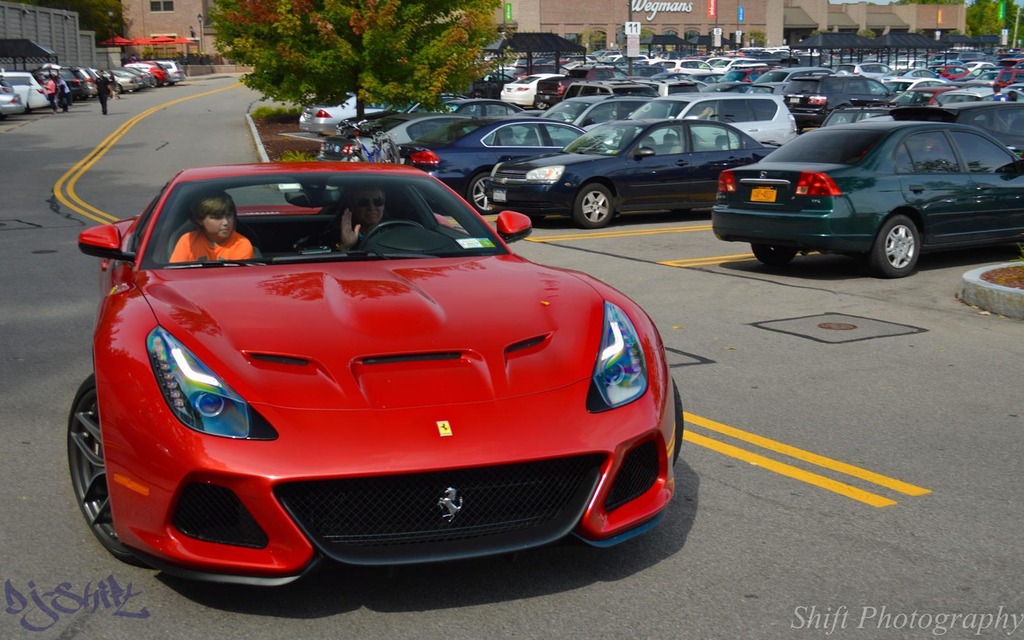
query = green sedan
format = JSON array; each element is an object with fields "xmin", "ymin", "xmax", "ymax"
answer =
[{"xmin": 711, "ymin": 121, "xmax": 1024, "ymax": 277}]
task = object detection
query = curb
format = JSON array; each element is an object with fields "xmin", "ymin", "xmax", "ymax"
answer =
[
  {"xmin": 960, "ymin": 262, "xmax": 1024, "ymax": 320},
  {"xmin": 245, "ymin": 111, "xmax": 270, "ymax": 163}
]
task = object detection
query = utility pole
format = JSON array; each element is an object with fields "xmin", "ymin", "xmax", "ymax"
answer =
[{"xmin": 1015, "ymin": 4, "xmax": 1022, "ymax": 49}]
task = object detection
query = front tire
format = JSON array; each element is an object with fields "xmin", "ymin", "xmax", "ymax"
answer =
[
  {"xmin": 572, "ymin": 183, "xmax": 615, "ymax": 229},
  {"xmin": 751, "ymin": 243, "xmax": 798, "ymax": 266},
  {"xmin": 67, "ymin": 375, "xmax": 144, "ymax": 566},
  {"xmin": 671, "ymin": 382, "xmax": 684, "ymax": 465},
  {"xmin": 869, "ymin": 214, "xmax": 919, "ymax": 278}
]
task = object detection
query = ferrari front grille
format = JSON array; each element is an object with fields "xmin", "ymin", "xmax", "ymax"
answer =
[
  {"xmin": 275, "ymin": 454, "xmax": 604, "ymax": 564},
  {"xmin": 604, "ymin": 440, "xmax": 659, "ymax": 512}
]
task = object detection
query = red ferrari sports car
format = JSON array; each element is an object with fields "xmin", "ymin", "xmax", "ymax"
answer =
[{"xmin": 69, "ymin": 163, "xmax": 680, "ymax": 585}]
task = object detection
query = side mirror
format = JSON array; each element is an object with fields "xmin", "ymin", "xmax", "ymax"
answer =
[
  {"xmin": 495, "ymin": 210, "xmax": 533, "ymax": 243},
  {"xmin": 633, "ymin": 147, "xmax": 656, "ymax": 158},
  {"xmin": 78, "ymin": 224, "xmax": 135, "ymax": 262}
]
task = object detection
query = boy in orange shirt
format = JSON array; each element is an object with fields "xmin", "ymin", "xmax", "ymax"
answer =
[{"xmin": 170, "ymin": 193, "xmax": 254, "ymax": 262}]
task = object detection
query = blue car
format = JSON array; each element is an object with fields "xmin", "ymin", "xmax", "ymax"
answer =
[
  {"xmin": 399, "ymin": 116, "xmax": 585, "ymax": 214},
  {"xmin": 487, "ymin": 119, "xmax": 771, "ymax": 228}
]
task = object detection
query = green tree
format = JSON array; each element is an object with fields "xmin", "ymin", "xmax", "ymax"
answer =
[
  {"xmin": 966, "ymin": 0, "xmax": 1019, "ymax": 38},
  {"xmin": 746, "ymin": 30, "xmax": 767, "ymax": 47},
  {"xmin": 211, "ymin": 0, "xmax": 501, "ymax": 115}
]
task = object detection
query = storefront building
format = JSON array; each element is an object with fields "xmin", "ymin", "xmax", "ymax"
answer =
[{"xmin": 498, "ymin": 0, "xmax": 967, "ymax": 50}]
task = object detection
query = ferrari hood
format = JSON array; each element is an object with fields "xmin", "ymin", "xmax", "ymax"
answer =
[{"xmin": 140, "ymin": 256, "xmax": 607, "ymax": 410}]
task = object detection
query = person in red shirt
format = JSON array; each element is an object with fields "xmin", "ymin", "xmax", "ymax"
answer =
[{"xmin": 170, "ymin": 193, "xmax": 254, "ymax": 262}]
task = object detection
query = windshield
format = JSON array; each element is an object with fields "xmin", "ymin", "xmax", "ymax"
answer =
[
  {"xmin": 563, "ymin": 122, "xmax": 647, "ymax": 156},
  {"xmin": 542, "ymin": 101, "xmax": 590, "ymax": 123},
  {"xmin": 141, "ymin": 172, "xmax": 505, "ymax": 269},
  {"xmin": 413, "ymin": 120, "xmax": 487, "ymax": 145},
  {"xmin": 628, "ymin": 99, "xmax": 692, "ymax": 119},
  {"xmin": 765, "ymin": 129, "xmax": 886, "ymax": 164}
]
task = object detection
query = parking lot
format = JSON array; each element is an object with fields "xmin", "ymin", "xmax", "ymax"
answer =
[{"xmin": 2, "ymin": 75, "xmax": 1023, "ymax": 639}]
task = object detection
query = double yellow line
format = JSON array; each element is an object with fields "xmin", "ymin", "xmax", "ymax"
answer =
[
  {"xmin": 684, "ymin": 412, "xmax": 931, "ymax": 508},
  {"xmin": 53, "ymin": 82, "xmax": 241, "ymax": 225}
]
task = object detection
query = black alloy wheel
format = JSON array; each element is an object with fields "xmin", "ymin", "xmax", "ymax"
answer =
[{"xmin": 67, "ymin": 374, "xmax": 144, "ymax": 565}]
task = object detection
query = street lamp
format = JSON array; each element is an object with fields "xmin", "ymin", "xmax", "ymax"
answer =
[
  {"xmin": 107, "ymin": 9, "xmax": 114, "ymax": 38},
  {"xmin": 197, "ymin": 13, "xmax": 204, "ymax": 55}
]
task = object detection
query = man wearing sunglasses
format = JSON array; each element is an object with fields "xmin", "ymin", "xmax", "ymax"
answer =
[{"xmin": 337, "ymin": 187, "xmax": 386, "ymax": 251}]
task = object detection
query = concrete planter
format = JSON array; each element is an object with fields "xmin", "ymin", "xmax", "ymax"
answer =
[{"xmin": 960, "ymin": 263, "xmax": 1024, "ymax": 320}]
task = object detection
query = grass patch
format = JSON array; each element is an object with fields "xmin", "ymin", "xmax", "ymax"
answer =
[{"xmin": 250, "ymin": 105, "xmax": 302, "ymax": 121}]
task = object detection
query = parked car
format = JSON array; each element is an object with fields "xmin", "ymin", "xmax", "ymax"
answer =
[
  {"xmin": 0, "ymin": 82, "xmax": 23, "ymax": 119},
  {"xmin": 441, "ymin": 97, "xmax": 524, "ymax": 117},
  {"xmin": 994, "ymin": 67, "xmax": 1024, "ymax": 89},
  {"xmin": 126, "ymin": 62, "xmax": 167, "ymax": 86},
  {"xmin": 487, "ymin": 119, "xmax": 771, "ymax": 229},
  {"xmin": 891, "ymin": 102, "xmax": 1024, "ymax": 153},
  {"xmin": 534, "ymin": 66, "xmax": 629, "ymax": 109},
  {"xmin": 110, "ymin": 69, "xmax": 145, "ymax": 93},
  {"xmin": 820, "ymin": 106, "xmax": 894, "ymax": 127},
  {"xmin": 562, "ymin": 80, "xmax": 658, "ymax": 101},
  {"xmin": 299, "ymin": 95, "xmax": 386, "ymax": 134},
  {"xmin": 468, "ymin": 70, "xmax": 516, "ymax": 99},
  {"xmin": 935, "ymin": 86, "xmax": 993, "ymax": 104},
  {"xmin": 889, "ymin": 85, "xmax": 960, "ymax": 107},
  {"xmin": 35, "ymin": 67, "xmax": 87, "ymax": 101},
  {"xmin": 628, "ymin": 93, "xmax": 798, "ymax": 146},
  {"xmin": 0, "ymin": 71, "xmax": 48, "ymax": 112},
  {"xmin": 149, "ymin": 60, "xmax": 186, "ymax": 84},
  {"xmin": 317, "ymin": 113, "xmax": 470, "ymax": 160},
  {"xmin": 929, "ymin": 64, "xmax": 971, "ymax": 81},
  {"xmin": 711, "ymin": 121, "xmax": 1024, "ymax": 277},
  {"xmin": 70, "ymin": 162, "xmax": 679, "ymax": 583},
  {"xmin": 117, "ymin": 66, "xmax": 155, "ymax": 89},
  {"xmin": 398, "ymin": 116, "xmax": 585, "ymax": 214},
  {"xmin": 69, "ymin": 67, "xmax": 98, "ymax": 98},
  {"xmin": 499, "ymin": 73, "xmax": 564, "ymax": 108},
  {"xmin": 881, "ymin": 78, "xmax": 948, "ymax": 97},
  {"xmin": 835, "ymin": 63, "xmax": 894, "ymax": 79},
  {"xmin": 783, "ymin": 75, "xmax": 894, "ymax": 129},
  {"xmin": 540, "ymin": 95, "xmax": 649, "ymax": 128},
  {"xmin": 754, "ymin": 67, "xmax": 833, "ymax": 84},
  {"xmin": 718, "ymin": 65, "xmax": 770, "ymax": 83}
]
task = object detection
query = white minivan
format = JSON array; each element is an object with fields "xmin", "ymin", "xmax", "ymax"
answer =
[
  {"xmin": 627, "ymin": 93, "xmax": 797, "ymax": 146},
  {"xmin": 0, "ymin": 70, "xmax": 49, "ymax": 112}
]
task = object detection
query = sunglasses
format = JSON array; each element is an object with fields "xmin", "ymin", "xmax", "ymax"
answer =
[{"xmin": 356, "ymin": 197, "xmax": 384, "ymax": 207}]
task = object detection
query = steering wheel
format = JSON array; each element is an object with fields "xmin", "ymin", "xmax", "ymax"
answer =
[{"xmin": 360, "ymin": 220, "xmax": 425, "ymax": 247}]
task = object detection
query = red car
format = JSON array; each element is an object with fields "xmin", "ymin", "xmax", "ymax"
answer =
[
  {"xmin": 126, "ymin": 61, "xmax": 167, "ymax": 85},
  {"xmin": 69, "ymin": 163, "xmax": 679, "ymax": 584}
]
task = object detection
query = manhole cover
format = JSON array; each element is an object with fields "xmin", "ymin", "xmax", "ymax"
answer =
[{"xmin": 751, "ymin": 313, "xmax": 926, "ymax": 344}]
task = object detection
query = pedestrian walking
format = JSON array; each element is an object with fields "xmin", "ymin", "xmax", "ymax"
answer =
[
  {"xmin": 56, "ymin": 75, "xmax": 71, "ymax": 112},
  {"xmin": 95, "ymin": 71, "xmax": 113, "ymax": 115},
  {"xmin": 991, "ymin": 85, "xmax": 1009, "ymax": 102},
  {"xmin": 44, "ymin": 75, "xmax": 58, "ymax": 113}
]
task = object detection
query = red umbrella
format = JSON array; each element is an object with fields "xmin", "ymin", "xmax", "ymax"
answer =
[
  {"xmin": 148, "ymin": 35, "xmax": 177, "ymax": 44},
  {"xmin": 99, "ymin": 35, "xmax": 134, "ymax": 46}
]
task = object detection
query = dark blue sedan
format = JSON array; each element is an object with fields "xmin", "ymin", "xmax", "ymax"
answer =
[
  {"xmin": 399, "ymin": 116, "xmax": 585, "ymax": 214},
  {"xmin": 487, "ymin": 119, "xmax": 771, "ymax": 228}
]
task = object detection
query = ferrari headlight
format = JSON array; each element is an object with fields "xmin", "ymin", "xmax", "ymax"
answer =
[
  {"xmin": 147, "ymin": 327, "xmax": 253, "ymax": 439},
  {"xmin": 591, "ymin": 302, "xmax": 648, "ymax": 410},
  {"xmin": 525, "ymin": 165, "xmax": 565, "ymax": 183}
]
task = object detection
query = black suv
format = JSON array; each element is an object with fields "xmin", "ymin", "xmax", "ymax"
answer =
[
  {"xmin": 562, "ymin": 80, "xmax": 657, "ymax": 100},
  {"xmin": 783, "ymin": 75, "xmax": 893, "ymax": 129},
  {"xmin": 891, "ymin": 102, "xmax": 1024, "ymax": 154},
  {"xmin": 534, "ymin": 66, "xmax": 628, "ymax": 109}
]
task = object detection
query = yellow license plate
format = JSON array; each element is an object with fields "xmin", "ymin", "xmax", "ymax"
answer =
[{"xmin": 751, "ymin": 187, "xmax": 777, "ymax": 203}]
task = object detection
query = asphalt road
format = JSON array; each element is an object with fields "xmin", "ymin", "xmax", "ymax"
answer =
[{"xmin": 1, "ymin": 74, "xmax": 1023, "ymax": 640}]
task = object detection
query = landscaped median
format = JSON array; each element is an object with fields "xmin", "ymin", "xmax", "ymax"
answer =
[{"xmin": 960, "ymin": 263, "xmax": 1024, "ymax": 320}]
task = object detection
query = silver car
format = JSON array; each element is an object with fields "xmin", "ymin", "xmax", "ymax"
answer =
[
  {"xmin": 0, "ymin": 82, "xmax": 23, "ymax": 119},
  {"xmin": 299, "ymin": 94, "xmax": 380, "ymax": 135}
]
